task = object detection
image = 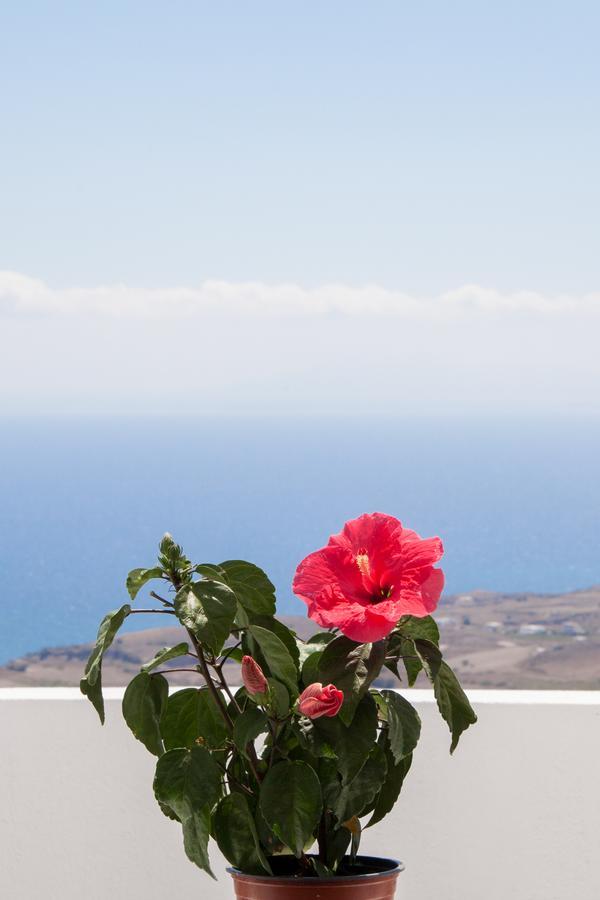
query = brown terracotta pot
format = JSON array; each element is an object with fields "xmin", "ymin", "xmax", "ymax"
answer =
[{"xmin": 229, "ymin": 856, "xmax": 403, "ymax": 899}]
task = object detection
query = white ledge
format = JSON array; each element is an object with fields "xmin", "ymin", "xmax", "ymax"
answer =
[{"xmin": 1, "ymin": 687, "xmax": 599, "ymax": 704}]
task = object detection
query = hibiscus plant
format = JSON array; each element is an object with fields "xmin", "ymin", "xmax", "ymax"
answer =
[{"xmin": 81, "ymin": 514, "xmax": 477, "ymax": 879}]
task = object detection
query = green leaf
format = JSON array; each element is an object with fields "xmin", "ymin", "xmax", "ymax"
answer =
[
  {"xmin": 213, "ymin": 793, "xmax": 272, "ymax": 875},
  {"xmin": 80, "ymin": 604, "xmax": 131, "ymax": 723},
  {"xmin": 311, "ymin": 857, "xmax": 336, "ymax": 877},
  {"xmin": 196, "ymin": 559, "xmax": 276, "ymax": 617},
  {"xmin": 401, "ymin": 638, "xmax": 422, "ymax": 686},
  {"xmin": 153, "ymin": 745, "xmax": 222, "ymax": 876},
  {"xmin": 433, "ymin": 661, "xmax": 478, "ymax": 753},
  {"xmin": 381, "ymin": 690, "xmax": 421, "ymax": 763},
  {"xmin": 318, "ymin": 636, "xmax": 385, "ymax": 725},
  {"xmin": 161, "ymin": 688, "xmax": 228, "ymax": 750},
  {"xmin": 125, "ymin": 566, "xmax": 164, "ymax": 601},
  {"xmin": 251, "ymin": 616, "xmax": 300, "ymax": 670},
  {"xmin": 122, "ymin": 671, "xmax": 169, "ymax": 756},
  {"xmin": 153, "ymin": 745, "xmax": 222, "ymax": 817},
  {"xmin": 233, "ymin": 707, "xmax": 269, "ymax": 755},
  {"xmin": 313, "ymin": 693, "xmax": 378, "ymax": 783},
  {"xmin": 397, "ymin": 615, "xmax": 440, "ymax": 645},
  {"xmin": 266, "ymin": 677, "xmax": 290, "ymax": 719},
  {"xmin": 259, "ymin": 760, "xmax": 322, "ymax": 857},
  {"xmin": 415, "ymin": 638, "xmax": 443, "ymax": 680},
  {"xmin": 367, "ymin": 750, "xmax": 412, "ymax": 828},
  {"xmin": 324, "ymin": 824, "xmax": 351, "ymax": 870},
  {"xmin": 141, "ymin": 642, "xmax": 190, "ymax": 673},
  {"xmin": 301, "ymin": 648, "xmax": 324, "ymax": 687},
  {"xmin": 181, "ymin": 806, "xmax": 214, "ymax": 877},
  {"xmin": 175, "ymin": 580, "xmax": 237, "ymax": 655},
  {"xmin": 333, "ymin": 744, "xmax": 388, "ymax": 824},
  {"xmin": 295, "ymin": 717, "xmax": 338, "ymax": 761},
  {"xmin": 248, "ymin": 625, "xmax": 299, "ymax": 698},
  {"xmin": 297, "ymin": 632, "xmax": 335, "ymax": 667},
  {"xmin": 224, "ymin": 646, "xmax": 244, "ymax": 664}
]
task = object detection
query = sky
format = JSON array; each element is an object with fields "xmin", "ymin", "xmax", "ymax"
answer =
[{"xmin": 1, "ymin": 1, "xmax": 599, "ymax": 416}]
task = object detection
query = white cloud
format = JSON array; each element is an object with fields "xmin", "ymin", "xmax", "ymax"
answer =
[{"xmin": 1, "ymin": 271, "xmax": 599, "ymax": 320}]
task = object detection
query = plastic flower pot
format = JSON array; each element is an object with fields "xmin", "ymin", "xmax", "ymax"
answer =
[{"xmin": 229, "ymin": 856, "xmax": 403, "ymax": 899}]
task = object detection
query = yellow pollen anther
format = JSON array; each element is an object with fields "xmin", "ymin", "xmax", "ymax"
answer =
[{"xmin": 355, "ymin": 553, "xmax": 371, "ymax": 577}]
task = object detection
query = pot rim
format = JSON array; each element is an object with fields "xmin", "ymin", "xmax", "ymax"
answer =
[{"xmin": 228, "ymin": 855, "xmax": 404, "ymax": 885}]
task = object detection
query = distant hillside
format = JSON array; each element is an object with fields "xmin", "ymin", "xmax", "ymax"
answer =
[{"xmin": 1, "ymin": 588, "xmax": 599, "ymax": 689}]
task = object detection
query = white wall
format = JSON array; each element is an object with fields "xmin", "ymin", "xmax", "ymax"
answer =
[{"xmin": 1, "ymin": 690, "xmax": 599, "ymax": 900}]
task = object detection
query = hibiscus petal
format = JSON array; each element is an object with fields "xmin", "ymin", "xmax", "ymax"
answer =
[
  {"xmin": 294, "ymin": 545, "xmax": 367, "ymax": 604},
  {"xmin": 328, "ymin": 512, "xmax": 403, "ymax": 555},
  {"xmin": 400, "ymin": 535, "xmax": 444, "ymax": 570},
  {"xmin": 340, "ymin": 602, "xmax": 401, "ymax": 642},
  {"xmin": 419, "ymin": 566, "xmax": 445, "ymax": 608}
]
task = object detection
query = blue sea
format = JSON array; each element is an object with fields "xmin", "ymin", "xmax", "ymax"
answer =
[{"xmin": 1, "ymin": 416, "xmax": 599, "ymax": 665}]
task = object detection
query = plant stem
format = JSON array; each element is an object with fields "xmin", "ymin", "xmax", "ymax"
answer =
[
  {"xmin": 151, "ymin": 667, "xmax": 200, "ymax": 676},
  {"xmin": 150, "ymin": 590, "xmax": 174, "ymax": 608},
  {"xmin": 213, "ymin": 662, "xmax": 242, "ymax": 712},
  {"xmin": 171, "ymin": 572, "xmax": 263, "ymax": 787},
  {"xmin": 130, "ymin": 608, "xmax": 176, "ymax": 615},
  {"xmin": 214, "ymin": 760, "xmax": 253, "ymax": 797},
  {"xmin": 318, "ymin": 813, "xmax": 329, "ymax": 865},
  {"xmin": 192, "ymin": 636, "xmax": 235, "ymax": 730},
  {"xmin": 219, "ymin": 640, "xmax": 242, "ymax": 664}
]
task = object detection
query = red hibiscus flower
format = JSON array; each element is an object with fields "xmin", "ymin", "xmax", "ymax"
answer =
[
  {"xmin": 293, "ymin": 512, "xmax": 444, "ymax": 643},
  {"xmin": 241, "ymin": 655, "xmax": 269, "ymax": 695},
  {"xmin": 298, "ymin": 683, "xmax": 344, "ymax": 719}
]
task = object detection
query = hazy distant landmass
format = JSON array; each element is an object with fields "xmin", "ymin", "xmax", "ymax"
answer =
[{"xmin": 2, "ymin": 588, "xmax": 599, "ymax": 690}]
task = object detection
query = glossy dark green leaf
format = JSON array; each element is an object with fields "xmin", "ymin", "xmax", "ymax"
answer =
[
  {"xmin": 259, "ymin": 760, "xmax": 322, "ymax": 856},
  {"xmin": 295, "ymin": 717, "xmax": 338, "ymax": 761},
  {"xmin": 325, "ymin": 824, "xmax": 351, "ymax": 870},
  {"xmin": 141, "ymin": 642, "xmax": 190, "ymax": 673},
  {"xmin": 153, "ymin": 736, "xmax": 216, "ymax": 869},
  {"xmin": 153, "ymin": 745, "xmax": 222, "ymax": 820},
  {"xmin": 433, "ymin": 660, "xmax": 478, "ymax": 753},
  {"xmin": 414, "ymin": 638, "xmax": 443, "ymax": 680},
  {"xmin": 248, "ymin": 625, "xmax": 299, "ymax": 697},
  {"xmin": 233, "ymin": 707, "xmax": 269, "ymax": 755},
  {"xmin": 126, "ymin": 566, "xmax": 164, "ymax": 601},
  {"xmin": 312, "ymin": 693, "xmax": 378, "ymax": 783},
  {"xmin": 311, "ymin": 857, "xmax": 336, "ymax": 877},
  {"xmin": 381, "ymin": 690, "xmax": 421, "ymax": 763},
  {"xmin": 333, "ymin": 744, "xmax": 388, "ymax": 823},
  {"xmin": 122, "ymin": 671, "xmax": 168, "ymax": 756},
  {"xmin": 80, "ymin": 604, "xmax": 131, "ymax": 723},
  {"xmin": 397, "ymin": 615, "xmax": 440, "ymax": 645},
  {"xmin": 224, "ymin": 646, "xmax": 244, "ymax": 664},
  {"xmin": 266, "ymin": 677, "xmax": 290, "ymax": 719},
  {"xmin": 318, "ymin": 636, "xmax": 385, "ymax": 725},
  {"xmin": 175, "ymin": 580, "xmax": 237, "ymax": 655},
  {"xmin": 161, "ymin": 688, "xmax": 228, "ymax": 750},
  {"xmin": 401, "ymin": 638, "xmax": 423, "ymax": 686},
  {"xmin": 250, "ymin": 616, "xmax": 300, "ymax": 669},
  {"xmin": 213, "ymin": 793, "xmax": 272, "ymax": 875},
  {"xmin": 297, "ymin": 632, "xmax": 334, "ymax": 668},
  {"xmin": 301, "ymin": 648, "xmax": 323, "ymax": 687},
  {"xmin": 307, "ymin": 632, "xmax": 336, "ymax": 646},
  {"xmin": 196, "ymin": 559, "xmax": 276, "ymax": 617},
  {"xmin": 367, "ymin": 750, "xmax": 412, "ymax": 828},
  {"xmin": 181, "ymin": 806, "xmax": 214, "ymax": 877}
]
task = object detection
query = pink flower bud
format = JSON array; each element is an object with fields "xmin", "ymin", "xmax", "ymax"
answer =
[
  {"xmin": 298, "ymin": 682, "xmax": 344, "ymax": 719},
  {"xmin": 241, "ymin": 655, "xmax": 268, "ymax": 696}
]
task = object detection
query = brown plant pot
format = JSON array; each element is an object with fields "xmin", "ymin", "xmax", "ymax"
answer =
[{"xmin": 229, "ymin": 856, "xmax": 403, "ymax": 899}]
